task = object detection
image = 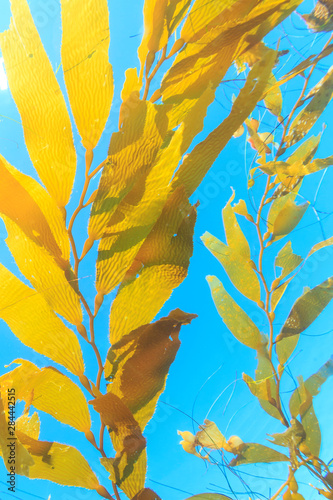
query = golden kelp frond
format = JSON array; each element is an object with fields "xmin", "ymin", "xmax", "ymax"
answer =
[
  {"xmin": 109, "ymin": 187, "xmax": 196, "ymax": 343},
  {"xmin": 243, "ymin": 355, "xmax": 281, "ymax": 421},
  {"xmin": 14, "ymin": 432, "xmax": 101, "ymax": 490},
  {"xmin": 92, "ymin": 392, "xmax": 147, "ymax": 498},
  {"xmin": 275, "ymin": 241, "xmax": 303, "ymax": 280},
  {"xmin": 172, "ymin": 49, "xmax": 276, "ymax": 197},
  {"xmin": 0, "ymin": 0, "xmax": 76, "ymax": 207},
  {"xmin": 3, "ymin": 217, "xmax": 82, "ymax": 325},
  {"xmin": 15, "ymin": 413, "xmax": 40, "ymax": 441},
  {"xmin": 94, "ymin": 119, "xmax": 188, "ymax": 296},
  {"xmin": 207, "ymin": 276, "xmax": 264, "ymax": 350},
  {"xmin": 0, "ymin": 156, "xmax": 82, "ymax": 324},
  {"xmin": 88, "ymin": 101, "xmax": 169, "ymax": 241},
  {"xmin": 138, "ymin": 0, "xmax": 169, "ymax": 78},
  {"xmin": 61, "ymin": 0, "xmax": 113, "ymax": 150},
  {"xmin": 0, "ymin": 395, "xmax": 35, "ymax": 475},
  {"xmin": 0, "ymin": 155, "xmax": 70, "ymax": 266},
  {"xmin": 0, "ymin": 360, "xmax": 91, "ymax": 433},
  {"xmin": 138, "ymin": 0, "xmax": 191, "ymax": 79},
  {"xmin": 0, "ymin": 264, "xmax": 84, "ymax": 376},
  {"xmin": 105, "ymin": 310, "xmax": 197, "ymax": 431},
  {"xmin": 286, "ymin": 66, "xmax": 333, "ymax": 147},
  {"xmin": 179, "ymin": 0, "xmax": 255, "ymax": 44}
]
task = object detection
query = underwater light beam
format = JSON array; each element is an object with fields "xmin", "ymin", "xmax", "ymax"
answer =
[{"xmin": 0, "ymin": 57, "xmax": 8, "ymax": 90}]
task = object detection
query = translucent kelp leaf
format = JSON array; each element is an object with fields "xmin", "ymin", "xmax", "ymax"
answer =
[
  {"xmin": 302, "ymin": 0, "xmax": 333, "ymax": 32},
  {"xmin": 132, "ymin": 489, "xmax": 162, "ymax": 500},
  {"xmin": 286, "ymin": 66, "xmax": 333, "ymax": 146},
  {"xmin": 289, "ymin": 357, "xmax": 333, "ymax": 417},
  {"xmin": 243, "ymin": 355, "xmax": 281, "ymax": 420},
  {"xmin": 264, "ymin": 72, "xmax": 283, "ymax": 117},
  {"xmin": 270, "ymin": 45, "xmax": 333, "ymax": 92},
  {"xmin": 0, "ymin": 264, "xmax": 84, "ymax": 376},
  {"xmin": 223, "ymin": 191, "xmax": 250, "ymax": 260},
  {"xmin": 0, "ymin": 360, "xmax": 91, "ymax": 433},
  {"xmin": 180, "ymin": 0, "xmax": 255, "ymax": 43},
  {"xmin": 276, "ymin": 276, "xmax": 333, "ymax": 342},
  {"xmin": 196, "ymin": 420, "xmax": 226, "ymax": 449},
  {"xmin": 3, "ymin": 217, "xmax": 82, "ymax": 325},
  {"xmin": 287, "ymin": 380, "xmax": 321, "ymax": 457},
  {"xmin": 301, "ymin": 402, "xmax": 321, "ymax": 457},
  {"xmin": 202, "ymin": 232, "xmax": 261, "ymax": 302},
  {"xmin": 308, "ymin": 236, "xmax": 333, "ymax": 257},
  {"xmin": 105, "ymin": 310, "xmax": 197, "ymax": 430},
  {"xmin": 206, "ymin": 276, "xmax": 263, "ymax": 350},
  {"xmin": 0, "ymin": 156, "xmax": 70, "ymax": 267},
  {"xmin": 275, "ymin": 241, "xmax": 303, "ymax": 279},
  {"xmin": 93, "ymin": 393, "xmax": 147, "ymax": 499},
  {"xmin": 229, "ymin": 443, "xmax": 288, "ymax": 466},
  {"xmin": 0, "ymin": 0, "xmax": 76, "ymax": 207},
  {"xmin": 271, "ymin": 199, "xmax": 308, "ymax": 240},
  {"xmin": 95, "ymin": 120, "xmax": 190, "ymax": 296},
  {"xmin": 172, "ymin": 49, "xmax": 277, "ymax": 196},
  {"xmin": 16, "ymin": 413, "xmax": 40, "ymax": 441},
  {"xmin": 138, "ymin": 0, "xmax": 191, "ymax": 78},
  {"xmin": 15, "ymin": 432, "xmax": 100, "ymax": 490},
  {"xmin": 0, "ymin": 160, "xmax": 82, "ymax": 322},
  {"xmin": 233, "ymin": 199, "xmax": 254, "ymax": 221},
  {"xmin": 88, "ymin": 101, "xmax": 169, "ymax": 241},
  {"xmin": 268, "ymin": 419, "xmax": 305, "ymax": 448},
  {"xmin": 119, "ymin": 68, "xmax": 142, "ymax": 128},
  {"xmin": 109, "ymin": 188, "xmax": 196, "ymax": 342},
  {"xmin": 0, "ymin": 395, "xmax": 34, "ymax": 475},
  {"xmin": 276, "ymin": 278, "xmax": 333, "ymax": 365},
  {"xmin": 61, "ymin": 0, "xmax": 113, "ymax": 150},
  {"xmin": 271, "ymin": 277, "xmax": 293, "ymax": 311}
]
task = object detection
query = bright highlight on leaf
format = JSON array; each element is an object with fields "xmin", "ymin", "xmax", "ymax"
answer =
[
  {"xmin": 0, "ymin": 0, "xmax": 76, "ymax": 207},
  {"xmin": 61, "ymin": 0, "xmax": 114, "ymax": 150}
]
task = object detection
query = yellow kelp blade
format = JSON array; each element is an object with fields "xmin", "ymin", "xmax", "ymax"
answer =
[
  {"xmin": 286, "ymin": 66, "xmax": 333, "ymax": 147},
  {"xmin": 0, "ymin": 395, "xmax": 34, "ymax": 475},
  {"xmin": 109, "ymin": 187, "xmax": 196, "ymax": 343},
  {"xmin": 195, "ymin": 420, "xmax": 226, "ymax": 449},
  {"xmin": 229, "ymin": 443, "xmax": 288, "ymax": 466},
  {"xmin": 202, "ymin": 232, "xmax": 261, "ymax": 303},
  {"xmin": 0, "ymin": 0, "xmax": 76, "ymax": 208},
  {"xmin": 95, "ymin": 119, "xmax": 189, "ymax": 297},
  {"xmin": 3, "ymin": 216, "xmax": 82, "ymax": 325},
  {"xmin": 206, "ymin": 276, "xmax": 264, "ymax": 350},
  {"xmin": 0, "ymin": 264, "xmax": 84, "ymax": 376},
  {"xmin": 61, "ymin": 0, "xmax": 113, "ymax": 150},
  {"xmin": 88, "ymin": 101, "xmax": 169, "ymax": 241},
  {"xmin": 270, "ymin": 199, "xmax": 308, "ymax": 242},
  {"xmin": 92, "ymin": 392, "xmax": 147, "ymax": 498},
  {"xmin": 180, "ymin": 0, "xmax": 255, "ymax": 44},
  {"xmin": 276, "ymin": 276, "xmax": 333, "ymax": 344},
  {"xmin": 15, "ymin": 413, "xmax": 40, "ymax": 440},
  {"xmin": 172, "ymin": 49, "xmax": 276, "ymax": 196},
  {"xmin": 0, "ymin": 156, "xmax": 70, "ymax": 268},
  {"xmin": 138, "ymin": 0, "xmax": 169, "ymax": 78},
  {"xmin": 105, "ymin": 310, "xmax": 197, "ymax": 431},
  {"xmin": 0, "ymin": 156, "xmax": 82, "ymax": 324},
  {"xmin": 275, "ymin": 241, "xmax": 302, "ymax": 280},
  {"xmin": 138, "ymin": 0, "xmax": 191, "ymax": 79},
  {"xmin": 14, "ymin": 432, "xmax": 101, "ymax": 491},
  {"xmin": 0, "ymin": 360, "xmax": 91, "ymax": 433}
]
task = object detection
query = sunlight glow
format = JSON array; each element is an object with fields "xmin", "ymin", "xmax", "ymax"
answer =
[{"xmin": 0, "ymin": 57, "xmax": 8, "ymax": 91}]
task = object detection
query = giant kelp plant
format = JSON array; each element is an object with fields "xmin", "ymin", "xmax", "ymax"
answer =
[{"xmin": 0, "ymin": 0, "xmax": 326, "ymax": 499}]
